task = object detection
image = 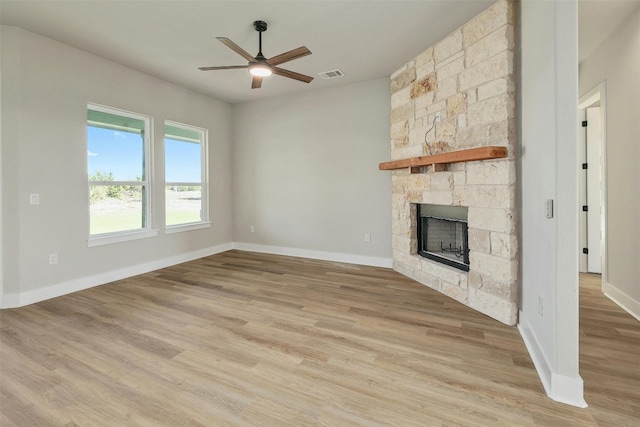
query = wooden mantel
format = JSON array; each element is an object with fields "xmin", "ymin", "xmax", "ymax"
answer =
[{"xmin": 378, "ymin": 146, "xmax": 507, "ymax": 171}]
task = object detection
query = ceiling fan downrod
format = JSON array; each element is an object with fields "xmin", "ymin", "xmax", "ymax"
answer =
[{"xmin": 253, "ymin": 20, "xmax": 268, "ymax": 60}]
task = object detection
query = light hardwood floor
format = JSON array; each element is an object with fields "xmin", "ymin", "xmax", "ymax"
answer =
[{"xmin": 1, "ymin": 251, "xmax": 638, "ymax": 426}]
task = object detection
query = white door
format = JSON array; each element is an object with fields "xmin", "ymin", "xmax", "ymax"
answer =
[{"xmin": 585, "ymin": 107, "xmax": 602, "ymax": 273}]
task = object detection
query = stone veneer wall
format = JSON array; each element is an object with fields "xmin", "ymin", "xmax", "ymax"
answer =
[{"xmin": 389, "ymin": 0, "xmax": 518, "ymax": 325}]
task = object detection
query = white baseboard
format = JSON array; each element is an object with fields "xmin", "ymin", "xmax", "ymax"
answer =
[
  {"xmin": 232, "ymin": 242, "xmax": 393, "ymax": 268},
  {"xmin": 603, "ymin": 282, "xmax": 640, "ymax": 321},
  {"xmin": 517, "ymin": 310, "xmax": 588, "ymax": 408},
  {"xmin": 0, "ymin": 243, "xmax": 392, "ymax": 308},
  {"xmin": 0, "ymin": 243, "xmax": 233, "ymax": 309}
]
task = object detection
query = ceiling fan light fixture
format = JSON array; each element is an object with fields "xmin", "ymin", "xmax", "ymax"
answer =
[
  {"xmin": 248, "ymin": 62, "xmax": 272, "ymax": 77},
  {"xmin": 199, "ymin": 20, "xmax": 313, "ymax": 88}
]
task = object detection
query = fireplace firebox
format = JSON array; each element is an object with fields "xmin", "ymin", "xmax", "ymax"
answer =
[{"xmin": 417, "ymin": 204, "xmax": 469, "ymax": 271}]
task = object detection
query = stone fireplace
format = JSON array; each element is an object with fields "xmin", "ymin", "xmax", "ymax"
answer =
[{"xmin": 387, "ymin": 0, "xmax": 518, "ymax": 325}]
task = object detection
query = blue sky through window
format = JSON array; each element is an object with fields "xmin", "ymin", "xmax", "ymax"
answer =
[
  {"xmin": 165, "ymin": 138, "xmax": 201, "ymax": 183},
  {"xmin": 87, "ymin": 127, "xmax": 201, "ymax": 182},
  {"xmin": 87, "ymin": 127, "xmax": 143, "ymax": 181}
]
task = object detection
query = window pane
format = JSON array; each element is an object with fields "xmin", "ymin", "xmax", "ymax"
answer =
[
  {"xmin": 164, "ymin": 121, "xmax": 207, "ymax": 228},
  {"xmin": 87, "ymin": 126, "xmax": 144, "ymax": 181},
  {"xmin": 90, "ymin": 186, "xmax": 144, "ymax": 234},
  {"xmin": 164, "ymin": 137, "xmax": 201, "ymax": 183},
  {"xmin": 165, "ymin": 186, "xmax": 202, "ymax": 226},
  {"xmin": 87, "ymin": 105, "xmax": 150, "ymax": 238}
]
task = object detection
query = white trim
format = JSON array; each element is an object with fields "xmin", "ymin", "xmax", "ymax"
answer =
[
  {"xmin": 578, "ymin": 82, "xmax": 607, "ymax": 287},
  {"xmin": 0, "ymin": 242, "xmax": 393, "ymax": 308},
  {"xmin": 0, "ymin": 243, "xmax": 233, "ymax": 308},
  {"xmin": 165, "ymin": 222, "xmax": 211, "ymax": 234},
  {"xmin": 603, "ymin": 282, "xmax": 640, "ymax": 321},
  {"xmin": 201, "ymin": 127, "xmax": 209, "ymax": 223},
  {"xmin": 549, "ymin": 373, "xmax": 587, "ymax": 408},
  {"xmin": 88, "ymin": 228, "xmax": 159, "ymax": 247},
  {"xmin": 518, "ymin": 311, "xmax": 588, "ymax": 408},
  {"xmin": 0, "ymin": 60, "xmax": 3, "ymax": 300},
  {"xmin": 553, "ymin": 0, "xmax": 584, "ymax": 410},
  {"xmin": 163, "ymin": 120, "xmax": 209, "ymax": 224},
  {"xmin": 518, "ymin": 311, "xmax": 552, "ymax": 394},
  {"xmin": 578, "ymin": 82, "xmax": 605, "ymax": 109},
  {"xmin": 233, "ymin": 242, "xmax": 393, "ymax": 268},
  {"xmin": 91, "ymin": 181, "xmax": 145, "ymax": 186}
]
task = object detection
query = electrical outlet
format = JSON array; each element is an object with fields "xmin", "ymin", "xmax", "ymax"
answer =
[
  {"xmin": 49, "ymin": 253, "xmax": 58, "ymax": 265},
  {"xmin": 434, "ymin": 112, "xmax": 442, "ymax": 123},
  {"xmin": 250, "ymin": 225, "xmax": 255, "ymax": 233},
  {"xmin": 30, "ymin": 194, "xmax": 40, "ymax": 205},
  {"xmin": 538, "ymin": 296, "xmax": 544, "ymax": 316},
  {"xmin": 364, "ymin": 233, "xmax": 371, "ymax": 242}
]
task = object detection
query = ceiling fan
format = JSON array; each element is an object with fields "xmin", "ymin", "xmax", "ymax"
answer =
[{"xmin": 199, "ymin": 20, "xmax": 313, "ymax": 89}]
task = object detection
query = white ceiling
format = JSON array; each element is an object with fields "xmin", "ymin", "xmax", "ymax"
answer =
[
  {"xmin": 579, "ymin": 0, "xmax": 639, "ymax": 63},
  {"xmin": 1, "ymin": 0, "xmax": 637, "ymax": 104}
]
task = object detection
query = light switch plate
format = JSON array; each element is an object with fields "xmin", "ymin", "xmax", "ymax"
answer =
[{"xmin": 545, "ymin": 199, "xmax": 554, "ymax": 218}]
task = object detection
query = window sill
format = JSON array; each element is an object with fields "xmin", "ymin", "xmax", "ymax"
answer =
[
  {"xmin": 88, "ymin": 229, "xmax": 159, "ymax": 247},
  {"xmin": 165, "ymin": 221, "xmax": 211, "ymax": 234}
]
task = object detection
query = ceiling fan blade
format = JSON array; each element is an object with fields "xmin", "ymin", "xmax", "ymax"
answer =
[
  {"xmin": 216, "ymin": 37, "xmax": 256, "ymax": 62},
  {"xmin": 198, "ymin": 65, "xmax": 248, "ymax": 71},
  {"xmin": 266, "ymin": 46, "xmax": 311, "ymax": 66},
  {"xmin": 273, "ymin": 67, "xmax": 314, "ymax": 83},
  {"xmin": 251, "ymin": 76, "xmax": 263, "ymax": 89}
]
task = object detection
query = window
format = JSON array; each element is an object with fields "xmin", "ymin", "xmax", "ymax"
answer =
[
  {"xmin": 87, "ymin": 104, "xmax": 153, "ymax": 241},
  {"xmin": 164, "ymin": 121, "xmax": 208, "ymax": 229}
]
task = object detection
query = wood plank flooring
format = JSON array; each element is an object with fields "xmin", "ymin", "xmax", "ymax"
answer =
[
  {"xmin": 0, "ymin": 251, "xmax": 638, "ymax": 426},
  {"xmin": 579, "ymin": 273, "xmax": 640, "ymax": 426}
]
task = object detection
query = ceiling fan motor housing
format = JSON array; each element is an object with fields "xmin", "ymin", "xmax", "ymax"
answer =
[{"xmin": 253, "ymin": 21, "xmax": 267, "ymax": 32}]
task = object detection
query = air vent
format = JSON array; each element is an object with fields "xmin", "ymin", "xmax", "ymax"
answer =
[{"xmin": 318, "ymin": 69, "xmax": 344, "ymax": 79}]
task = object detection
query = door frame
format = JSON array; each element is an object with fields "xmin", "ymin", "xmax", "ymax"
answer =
[{"xmin": 578, "ymin": 81, "xmax": 607, "ymax": 289}]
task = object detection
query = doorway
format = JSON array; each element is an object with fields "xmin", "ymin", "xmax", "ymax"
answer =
[{"xmin": 578, "ymin": 83, "xmax": 606, "ymax": 280}]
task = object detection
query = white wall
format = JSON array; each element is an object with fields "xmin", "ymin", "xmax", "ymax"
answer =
[
  {"xmin": 579, "ymin": 7, "xmax": 640, "ymax": 318},
  {"xmin": 232, "ymin": 79, "xmax": 392, "ymax": 266},
  {"xmin": 0, "ymin": 31, "xmax": 3, "ymax": 299},
  {"xmin": 0, "ymin": 26, "xmax": 234, "ymax": 306},
  {"xmin": 0, "ymin": 25, "xmax": 394, "ymax": 306},
  {"xmin": 518, "ymin": 0, "xmax": 585, "ymax": 407}
]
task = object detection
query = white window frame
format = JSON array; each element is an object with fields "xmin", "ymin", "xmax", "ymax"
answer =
[
  {"xmin": 164, "ymin": 120, "xmax": 210, "ymax": 233},
  {"xmin": 87, "ymin": 103, "xmax": 157, "ymax": 246}
]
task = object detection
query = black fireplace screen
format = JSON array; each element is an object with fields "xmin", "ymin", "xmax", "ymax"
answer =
[{"xmin": 417, "ymin": 207, "xmax": 470, "ymax": 271}]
